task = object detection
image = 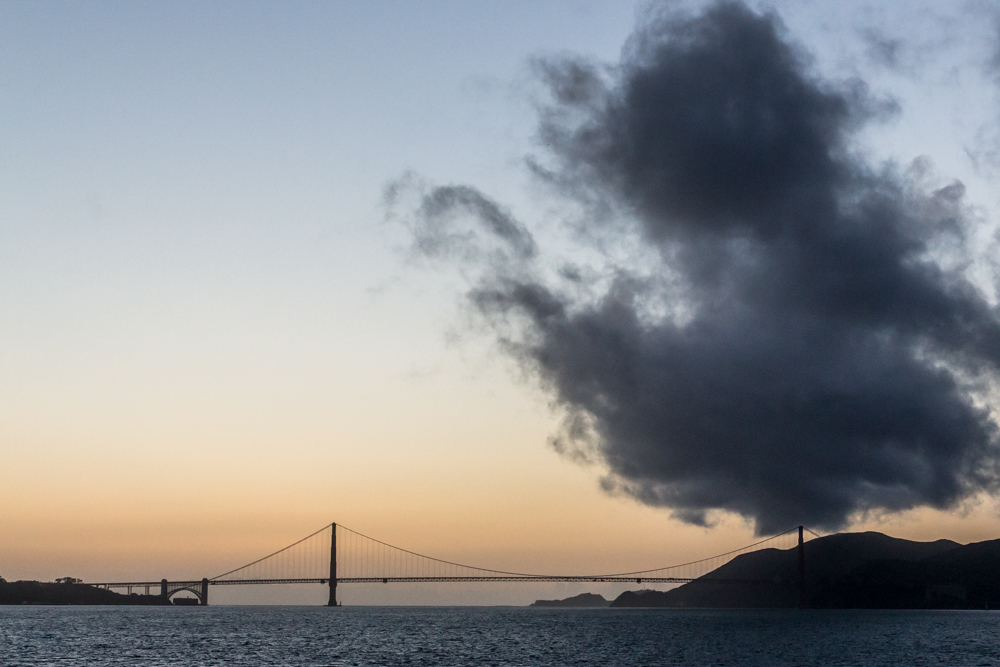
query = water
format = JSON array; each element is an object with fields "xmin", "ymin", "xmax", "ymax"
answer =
[{"xmin": 2, "ymin": 606, "xmax": 999, "ymax": 666}]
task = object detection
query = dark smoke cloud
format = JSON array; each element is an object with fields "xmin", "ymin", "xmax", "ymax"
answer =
[{"xmin": 394, "ymin": 1, "xmax": 1000, "ymax": 534}]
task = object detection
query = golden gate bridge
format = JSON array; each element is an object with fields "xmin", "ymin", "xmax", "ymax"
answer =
[{"xmin": 86, "ymin": 523, "xmax": 811, "ymax": 606}]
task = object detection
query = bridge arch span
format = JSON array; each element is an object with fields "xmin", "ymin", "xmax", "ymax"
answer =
[
  {"xmin": 161, "ymin": 578, "xmax": 209, "ymax": 606},
  {"xmin": 166, "ymin": 587, "xmax": 203, "ymax": 604}
]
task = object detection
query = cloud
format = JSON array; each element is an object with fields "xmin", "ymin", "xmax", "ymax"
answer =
[
  {"xmin": 394, "ymin": 1, "xmax": 1000, "ymax": 534},
  {"xmin": 861, "ymin": 28, "xmax": 902, "ymax": 69}
]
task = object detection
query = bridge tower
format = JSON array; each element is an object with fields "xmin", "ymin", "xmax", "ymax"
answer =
[
  {"xmin": 327, "ymin": 522, "xmax": 338, "ymax": 607},
  {"xmin": 201, "ymin": 578, "xmax": 209, "ymax": 606},
  {"xmin": 797, "ymin": 525, "xmax": 805, "ymax": 609}
]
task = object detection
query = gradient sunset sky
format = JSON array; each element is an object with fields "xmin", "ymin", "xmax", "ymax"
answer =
[{"xmin": 5, "ymin": 0, "xmax": 1000, "ymax": 605}]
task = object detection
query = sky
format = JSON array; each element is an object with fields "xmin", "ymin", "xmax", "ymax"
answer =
[{"xmin": 4, "ymin": 0, "xmax": 1000, "ymax": 605}]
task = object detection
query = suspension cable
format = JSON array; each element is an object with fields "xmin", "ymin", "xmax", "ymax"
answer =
[
  {"xmin": 336, "ymin": 523, "xmax": 802, "ymax": 579},
  {"xmin": 211, "ymin": 523, "xmax": 332, "ymax": 580},
  {"xmin": 212, "ymin": 522, "xmax": 806, "ymax": 582}
]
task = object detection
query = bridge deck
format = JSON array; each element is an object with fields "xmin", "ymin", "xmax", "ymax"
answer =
[{"xmin": 88, "ymin": 576, "xmax": 780, "ymax": 587}]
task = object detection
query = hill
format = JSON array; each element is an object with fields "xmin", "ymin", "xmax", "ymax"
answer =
[
  {"xmin": 0, "ymin": 580, "xmax": 170, "ymax": 605},
  {"xmin": 530, "ymin": 593, "xmax": 610, "ymax": 607},
  {"xmin": 610, "ymin": 531, "xmax": 1000, "ymax": 609}
]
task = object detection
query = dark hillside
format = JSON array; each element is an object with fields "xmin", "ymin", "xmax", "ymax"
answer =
[
  {"xmin": 0, "ymin": 581, "xmax": 169, "ymax": 605},
  {"xmin": 810, "ymin": 538, "xmax": 1000, "ymax": 609},
  {"xmin": 613, "ymin": 546, "xmax": 798, "ymax": 608},
  {"xmin": 530, "ymin": 593, "xmax": 610, "ymax": 607},
  {"xmin": 611, "ymin": 532, "xmax": 967, "ymax": 609}
]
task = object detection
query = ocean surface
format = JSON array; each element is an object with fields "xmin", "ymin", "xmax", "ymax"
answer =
[{"xmin": 2, "ymin": 606, "xmax": 999, "ymax": 666}]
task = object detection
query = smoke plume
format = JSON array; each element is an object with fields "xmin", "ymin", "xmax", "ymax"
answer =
[{"xmin": 394, "ymin": 1, "xmax": 1000, "ymax": 534}]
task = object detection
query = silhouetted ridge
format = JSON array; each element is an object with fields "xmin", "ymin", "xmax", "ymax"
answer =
[
  {"xmin": 610, "ymin": 531, "xmax": 993, "ymax": 609},
  {"xmin": 0, "ymin": 581, "xmax": 169, "ymax": 606},
  {"xmin": 530, "ymin": 592, "xmax": 610, "ymax": 607}
]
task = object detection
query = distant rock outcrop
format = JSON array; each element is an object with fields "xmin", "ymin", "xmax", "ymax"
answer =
[
  {"xmin": 530, "ymin": 592, "xmax": 610, "ymax": 607},
  {"xmin": 611, "ymin": 531, "xmax": 1000, "ymax": 610}
]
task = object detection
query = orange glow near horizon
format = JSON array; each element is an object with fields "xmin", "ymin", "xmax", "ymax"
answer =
[{"xmin": 6, "ymin": 349, "xmax": 1000, "ymax": 605}]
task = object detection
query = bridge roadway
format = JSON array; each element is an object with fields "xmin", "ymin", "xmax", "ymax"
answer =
[
  {"xmin": 83, "ymin": 524, "xmax": 807, "ymax": 606},
  {"xmin": 89, "ymin": 576, "xmax": 708, "ymax": 588},
  {"xmin": 87, "ymin": 575, "xmax": 774, "ymax": 598}
]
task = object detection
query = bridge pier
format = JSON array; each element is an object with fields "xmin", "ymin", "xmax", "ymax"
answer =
[
  {"xmin": 797, "ymin": 526, "xmax": 805, "ymax": 609},
  {"xmin": 161, "ymin": 579, "xmax": 168, "ymax": 603},
  {"xmin": 327, "ymin": 522, "xmax": 338, "ymax": 606},
  {"xmin": 201, "ymin": 578, "xmax": 209, "ymax": 606}
]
